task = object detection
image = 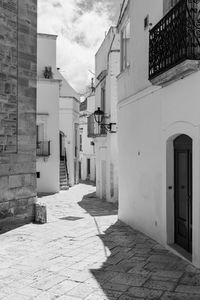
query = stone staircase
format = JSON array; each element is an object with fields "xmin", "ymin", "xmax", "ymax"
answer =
[{"xmin": 60, "ymin": 160, "xmax": 69, "ymax": 190}]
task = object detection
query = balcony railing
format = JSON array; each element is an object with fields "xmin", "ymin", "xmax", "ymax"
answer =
[
  {"xmin": 149, "ymin": 0, "xmax": 200, "ymax": 81},
  {"xmin": 87, "ymin": 114, "xmax": 107, "ymax": 138},
  {"xmin": 36, "ymin": 141, "xmax": 51, "ymax": 157}
]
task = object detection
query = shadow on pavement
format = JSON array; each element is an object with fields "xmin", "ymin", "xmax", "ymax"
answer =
[
  {"xmin": 78, "ymin": 192, "xmax": 118, "ymax": 217},
  {"xmin": 0, "ymin": 221, "xmax": 28, "ymax": 235},
  {"xmin": 89, "ymin": 221, "xmax": 197, "ymax": 300},
  {"xmin": 37, "ymin": 192, "xmax": 57, "ymax": 198},
  {"xmin": 59, "ymin": 216, "xmax": 84, "ymax": 221},
  {"xmin": 79, "ymin": 180, "xmax": 96, "ymax": 186}
]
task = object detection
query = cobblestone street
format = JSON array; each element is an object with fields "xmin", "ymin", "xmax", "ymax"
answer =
[{"xmin": 0, "ymin": 183, "xmax": 200, "ymax": 299}]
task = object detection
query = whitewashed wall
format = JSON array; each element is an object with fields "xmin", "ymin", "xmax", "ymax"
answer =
[
  {"xmin": 58, "ymin": 71, "xmax": 80, "ymax": 187},
  {"xmin": 37, "ymin": 81, "xmax": 60, "ymax": 193},
  {"xmin": 80, "ymin": 94, "xmax": 96, "ymax": 182},
  {"xmin": 95, "ymin": 27, "xmax": 120, "ymax": 203},
  {"xmin": 117, "ymin": 0, "xmax": 200, "ymax": 267},
  {"xmin": 59, "ymin": 97, "xmax": 80, "ymax": 186},
  {"xmin": 37, "ymin": 34, "xmax": 60, "ymax": 193},
  {"xmin": 37, "ymin": 34, "xmax": 57, "ymax": 78}
]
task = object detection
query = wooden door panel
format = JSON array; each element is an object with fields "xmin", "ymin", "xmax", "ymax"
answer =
[{"xmin": 174, "ymin": 135, "xmax": 192, "ymax": 253}]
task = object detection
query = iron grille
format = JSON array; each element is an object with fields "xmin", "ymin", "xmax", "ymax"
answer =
[
  {"xmin": 36, "ymin": 141, "xmax": 51, "ymax": 157},
  {"xmin": 149, "ymin": 0, "xmax": 200, "ymax": 80}
]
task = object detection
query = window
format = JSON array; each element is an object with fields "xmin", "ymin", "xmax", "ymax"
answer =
[
  {"xmin": 36, "ymin": 114, "xmax": 49, "ymax": 156},
  {"xmin": 87, "ymin": 158, "xmax": 91, "ymax": 176},
  {"xmin": 100, "ymin": 82, "xmax": 106, "ymax": 135},
  {"xmin": 101, "ymin": 84, "xmax": 106, "ymax": 112},
  {"xmin": 120, "ymin": 19, "xmax": 130, "ymax": 72},
  {"xmin": 80, "ymin": 134, "xmax": 82, "ymax": 152},
  {"xmin": 36, "ymin": 123, "xmax": 44, "ymax": 146},
  {"xmin": 74, "ymin": 123, "xmax": 78, "ymax": 158}
]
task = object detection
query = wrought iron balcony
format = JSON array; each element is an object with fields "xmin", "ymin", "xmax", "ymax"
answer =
[
  {"xmin": 149, "ymin": 0, "xmax": 200, "ymax": 85},
  {"xmin": 36, "ymin": 141, "xmax": 51, "ymax": 157},
  {"xmin": 87, "ymin": 114, "xmax": 107, "ymax": 138}
]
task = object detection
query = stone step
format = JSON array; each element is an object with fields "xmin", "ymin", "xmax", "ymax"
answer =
[
  {"xmin": 60, "ymin": 180, "xmax": 68, "ymax": 184},
  {"xmin": 60, "ymin": 180, "xmax": 67, "ymax": 184},
  {"xmin": 60, "ymin": 166, "xmax": 66, "ymax": 170},
  {"xmin": 59, "ymin": 161, "xmax": 68, "ymax": 189},
  {"xmin": 60, "ymin": 186, "xmax": 69, "ymax": 190},
  {"xmin": 60, "ymin": 175, "xmax": 67, "ymax": 178},
  {"xmin": 60, "ymin": 174, "xmax": 67, "ymax": 178},
  {"xmin": 60, "ymin": 176, "xmax": 67, "ymax": 181},
  {"xmin": 60, "ymin": 178, "xmax": 67, "ymax": 183},
  {"xmin": 60, "ymin": 172, "xmax": 66, "ymax": 176}
]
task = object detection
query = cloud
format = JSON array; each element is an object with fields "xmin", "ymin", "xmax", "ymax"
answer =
[
  {"xmin": 38, "ymin": 0, "xmax": 122, "ymax": 93},
  {"xmin": 52, "ymin": 2, "xmax": 62, "ymax": 8}
]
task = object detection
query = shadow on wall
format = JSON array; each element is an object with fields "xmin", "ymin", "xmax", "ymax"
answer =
[{"xmin": 78, "ymin": 192, "xmax": 118, "ymax": 217}]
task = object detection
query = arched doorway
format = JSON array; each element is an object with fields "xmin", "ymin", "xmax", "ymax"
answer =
[{"xmin": 174, "ymin": 134, "xmax": 192, "ymax": 253}]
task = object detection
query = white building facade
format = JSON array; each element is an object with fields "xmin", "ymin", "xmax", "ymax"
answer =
[
  {"xmin": 58, "ymin": 71, "xmax": 80, "ymax": 187},
  {"xmin": 79, "ymin": 91, "xmax": 96, "ymax": 182},
  {"xmin": 117, "ymin": 0, "xmax": 200, "ymax": 267},
  {"xmin": 37, "ymin": 34, "xmax": 60, "ymax": 194},
  {"xmin": 91, "ymin": 27, "xmax": 120, "ymax": 203}
]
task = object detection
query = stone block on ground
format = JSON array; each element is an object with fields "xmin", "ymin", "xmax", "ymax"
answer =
[{"xmin": 34, "ymin": 203, "xmax": 47, "ymax": 224}]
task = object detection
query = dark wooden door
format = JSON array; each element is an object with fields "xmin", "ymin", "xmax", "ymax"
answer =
[
  {"xmin": 87, "ymin": 158, "xmax": 91, "ymax": 177},
  {"xmin": 174, "ymin": 135, "xmax": 192, "ymax": 253},
  {"xmin": 79, "ymin": 161, "xmax": 81, "ymax": 180}
]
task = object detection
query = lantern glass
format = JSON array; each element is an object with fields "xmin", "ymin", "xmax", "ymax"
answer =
[{"xmin": 94, "ymin": 107, "xmax": 104, "ymax": 124}]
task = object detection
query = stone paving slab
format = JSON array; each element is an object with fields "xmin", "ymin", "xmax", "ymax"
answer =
[{"xmin": 0, "ymin": 184, "xmax": 200, "ymax": 299}]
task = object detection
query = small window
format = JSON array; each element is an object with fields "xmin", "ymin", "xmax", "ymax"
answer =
[
  {"xmin": 144, "ymin": 15, "xmax": 149, "ymax": 30},
  {"xmin": 74, "ymin": 123, "xmax": 78, "ymax": 158},
  {"xmin": 87, "ymin": 158, "xmax": 91, "ymax": 176},
  {"xmin": 101, "ymin": 84, "xmax": 106, "ymax": 113},
  {"xmin": 120, "ymin": 19, "xmax": 130, "ymax": 72},
  {"xmin": 36, "ymin": 172, "xmax": 40, "ymax": 178},
  {"xmin": 36, "ymin": 123, "xmax": 44, "ymax": 144}
]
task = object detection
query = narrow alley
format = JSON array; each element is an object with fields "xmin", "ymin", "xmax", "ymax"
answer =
[{"xmin": 0, "ymin": 184, "xmax": 199, "ymax": 300}]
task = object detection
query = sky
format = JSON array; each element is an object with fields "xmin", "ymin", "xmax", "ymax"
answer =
[{"xmin": 38, "ymin": 0, "xmax": 122, "ymax": 94}]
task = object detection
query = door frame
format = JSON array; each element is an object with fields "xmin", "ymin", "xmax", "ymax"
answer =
[
  {"xmin": 174, "ymin": 134, "xmax": 192, "ymax": 253},
  {"xmin": 164, "ymin": 123, "xmax": 200, "ymax": 267}
]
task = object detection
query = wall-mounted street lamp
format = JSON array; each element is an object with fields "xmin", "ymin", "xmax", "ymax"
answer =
[{"xmin": 93, "ymin": 107, "xmax": 117, "ymax": 133}]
